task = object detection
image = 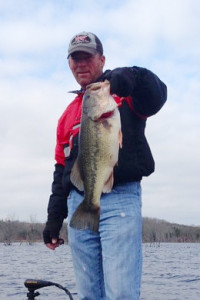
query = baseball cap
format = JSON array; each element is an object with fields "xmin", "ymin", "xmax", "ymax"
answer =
[{"xmin": 68, "ymin": 31, "xmax": 103, "ymax": 58}]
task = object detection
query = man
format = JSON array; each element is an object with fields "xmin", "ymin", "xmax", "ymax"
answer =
[{"xmin": 43, "ymin": 31, "xmax": 167, "ymax": 299}]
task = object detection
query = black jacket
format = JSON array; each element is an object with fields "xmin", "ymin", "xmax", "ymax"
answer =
[{"xmin": 46, "ymin": 66, "xmax": 167, "ymax": 222}]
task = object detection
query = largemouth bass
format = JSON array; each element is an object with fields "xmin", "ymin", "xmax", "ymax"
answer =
[{"xmin": 70, "ymin": 80, "xmax": 122, "ymax": 232}]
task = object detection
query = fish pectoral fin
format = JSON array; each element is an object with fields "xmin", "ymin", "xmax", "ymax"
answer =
[
  {"xmin": 103, "ymin": 171, "xmax": 114, "ymax": 193},
  {"xmin": 70, "ymin": 159, "xmax": 84, "ymax": 191},
  {"xmin": 119, "ymin": 129, "xmax": 123, "ymax": 148}
]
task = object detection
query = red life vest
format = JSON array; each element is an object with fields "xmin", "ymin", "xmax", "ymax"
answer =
[{"xmin": 55, "ymin": 93, "xmax": 134, "ymax": 166}]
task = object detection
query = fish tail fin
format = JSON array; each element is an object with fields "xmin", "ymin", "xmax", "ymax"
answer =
[{"xmin": 70, "ymin": 201, "xmax": 100, "ymax": 233}]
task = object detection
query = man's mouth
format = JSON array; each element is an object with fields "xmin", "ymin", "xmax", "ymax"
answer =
[{"xmin": 78, "ymin": 72, "xmax": 89, "ymax": 75}]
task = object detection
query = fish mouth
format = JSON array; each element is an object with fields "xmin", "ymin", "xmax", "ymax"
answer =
[
  {"xmin": 86, "ymin": 80, "xmax": 110, "ymax": 92},
  {"xmin": 86, "ymin": 82, "xmax": 104, "ymax": 91}
]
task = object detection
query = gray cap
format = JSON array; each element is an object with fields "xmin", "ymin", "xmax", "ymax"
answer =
[{"xmin": 68, "ymin": 31, "xmax": 103, "ymax": 58}]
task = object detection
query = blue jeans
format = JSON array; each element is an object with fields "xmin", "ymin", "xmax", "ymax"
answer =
[{"xmin": 67, "ymin": 182, "xmax": 142, "ymax": 300}]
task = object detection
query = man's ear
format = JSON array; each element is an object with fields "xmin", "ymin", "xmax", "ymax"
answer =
[{"xmin": 101, "ymin": 55, "xmax": 106, "ymax": 68}]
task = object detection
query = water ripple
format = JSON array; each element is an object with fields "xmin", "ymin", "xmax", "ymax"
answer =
[{"xmin": 1, "ymin": 242, "xmax": 200, "ymax": 300}]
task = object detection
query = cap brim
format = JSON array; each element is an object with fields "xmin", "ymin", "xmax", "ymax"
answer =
[{"xmin": 68, "ymin": 46, "xmax": 97, "ymax": 58}]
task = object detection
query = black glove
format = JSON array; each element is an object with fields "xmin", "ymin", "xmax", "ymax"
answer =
[
  {"xmin": 43, "ymin": 218, "xmax": 63, "ymax": 244},
  {"xmin": 103, "ymin": 67, "xmax": 135, "ymax": 97}
]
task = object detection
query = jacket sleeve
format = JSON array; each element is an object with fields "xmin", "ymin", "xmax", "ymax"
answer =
[
  {"xmin": 47, "ymin": 163, "xmax": 68, "ymax": 221},
  {"xmin": 131, "ymin": 66, "xmax": 167, "ymax": 117},
  {"xmin": 101, "ymin": 67, "xmax": 167, "ymax": 117}
]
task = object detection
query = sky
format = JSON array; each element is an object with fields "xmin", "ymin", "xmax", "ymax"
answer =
[{"xmin": 0, "ymin": 0, "xmax": 200, "ymax": 226}]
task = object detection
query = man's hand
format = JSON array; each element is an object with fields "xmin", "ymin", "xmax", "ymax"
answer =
[
  {"xmin": 103, "ymin": 67, "xmax": 135, "ymax": 97},
  {"xmin": 43, "ymin": 218, "xmax": 64, "ymax": 250},
  {"xmin": 46, "ymin": 238, "xmax": 64, "ymax": 251}
]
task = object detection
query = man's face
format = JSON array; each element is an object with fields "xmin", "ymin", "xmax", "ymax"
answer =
[{"xmin": 68, "ymin": 51, "xmax": 105, "ymax": 89}]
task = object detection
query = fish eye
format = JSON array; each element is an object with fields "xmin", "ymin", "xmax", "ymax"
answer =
[{"xmin": 84, "ymin": 94, "xmax": 90, "ymax": 101}]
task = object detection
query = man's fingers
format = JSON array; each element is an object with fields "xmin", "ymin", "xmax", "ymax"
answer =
[
  {"xmin": 46, "ymin": 243, "xmax": 58, "ymax": 250},
  {"xmin": 45, "ymin": 238, "xmax": 64, "ymax": 251}
]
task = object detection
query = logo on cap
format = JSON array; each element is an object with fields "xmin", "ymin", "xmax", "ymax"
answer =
[{"xmin": 72, "ymin": 35, "xmax": 91, "ymax": 44}]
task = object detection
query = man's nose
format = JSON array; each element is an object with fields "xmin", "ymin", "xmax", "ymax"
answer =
[{"xmin": 76, "ymin": 58, "xmax": 88, "ymax": 66}]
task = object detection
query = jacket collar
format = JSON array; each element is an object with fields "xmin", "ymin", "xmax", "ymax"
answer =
[{"xmin": 68, "ymin": 88, "xmax": 85, "ymax": 95}]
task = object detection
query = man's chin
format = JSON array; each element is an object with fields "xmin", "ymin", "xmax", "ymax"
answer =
[{"xmin": 78, "ymin": 78, "xmax": 92, "ymax": 89}]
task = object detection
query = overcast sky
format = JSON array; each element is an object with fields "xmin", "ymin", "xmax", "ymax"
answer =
[{"xmin": 0, "ymin": 0, "xmax": 199, "ymax": 226}]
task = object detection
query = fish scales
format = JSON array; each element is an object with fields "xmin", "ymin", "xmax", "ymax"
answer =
[{"xmin": 70, "ymin": 81, "xmax": 122, "ymax": 232}]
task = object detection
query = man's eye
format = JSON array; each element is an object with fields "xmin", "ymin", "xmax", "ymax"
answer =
[{"xmin": 73, "ymin": 56, "xmax": 92, "ymax": 62}]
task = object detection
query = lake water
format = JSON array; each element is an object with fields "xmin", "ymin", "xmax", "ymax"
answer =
[{"xmin": 0, "ymin": 243, "xmax": 200, "ymax": 300}]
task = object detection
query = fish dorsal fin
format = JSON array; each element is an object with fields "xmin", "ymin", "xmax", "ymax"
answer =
[
  {"xmin": 70, "ymin": 159, "xmax": 84, "ymax": 192},
  {"xmin": 103, "ymin": 171, "xmax": 114, "ymax": 193}
]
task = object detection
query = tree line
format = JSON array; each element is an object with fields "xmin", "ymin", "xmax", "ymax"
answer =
[
  {"xmin": 0, "ymin": 219, "xmax": 67, "ymax": 245},
  {"xmin": 143, "ymin": 217, "xmax": 200, "ymax": 243},
  {"xmin": 0, "ymin": 217, "xmax": 200, "ymax": 244}
]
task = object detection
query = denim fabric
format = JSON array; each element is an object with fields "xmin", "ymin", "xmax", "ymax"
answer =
[{"xmin": 67, "ymin": 182, "xmax": 142, "ymax": 300}]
